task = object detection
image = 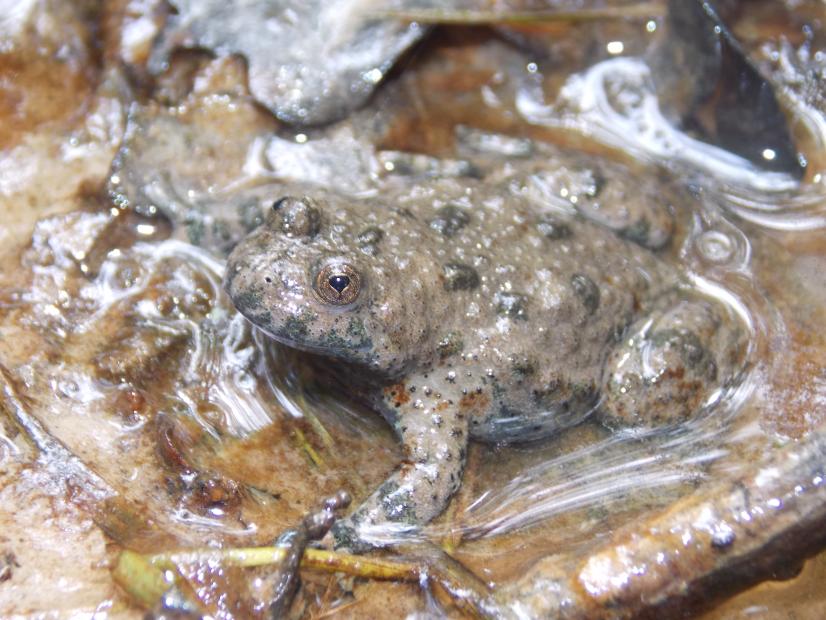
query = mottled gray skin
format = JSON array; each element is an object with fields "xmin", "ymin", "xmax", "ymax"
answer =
[{"xmin": 225, "ymin": 172, "xmax": 743, "ymax": 551}]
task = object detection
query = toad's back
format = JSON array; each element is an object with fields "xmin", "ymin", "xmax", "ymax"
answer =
[{"xmin": 352, "ymin": 179, "xmax": 676, "ymax": 439}]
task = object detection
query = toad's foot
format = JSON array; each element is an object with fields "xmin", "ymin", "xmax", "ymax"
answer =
[
  {"xmin": 332, "ymin": 377, "xmax": 471, "ymax": 552},
  {"xmin": 600, "ymin": 296, "xmax": 747, "ymax": 427},
  {"xmin": 266, "ymin": 491, "xmax": 351, "ymax": 617}
]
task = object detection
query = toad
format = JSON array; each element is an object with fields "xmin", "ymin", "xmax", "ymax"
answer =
[{"xmin": 224, "ymin": 160, "xmax": 745, "ymax": 551}]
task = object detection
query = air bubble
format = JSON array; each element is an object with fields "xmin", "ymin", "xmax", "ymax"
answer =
[{"xmin": 696, "ymin": 231, "xmax": 735, "ymax": 264}]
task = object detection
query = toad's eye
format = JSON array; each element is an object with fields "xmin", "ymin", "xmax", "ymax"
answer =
[{"xmin": 314, "ymin": 263, "xmax": 362, "ymax": 305}]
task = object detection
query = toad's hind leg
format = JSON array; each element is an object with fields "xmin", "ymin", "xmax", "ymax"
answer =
[
  {"xmin": 600, "ymin": 296, "xmax": 747, "ymax": 427},
  {"xmin": 331, "ymin": 379, "xmax": 471, "ymax": 551}
]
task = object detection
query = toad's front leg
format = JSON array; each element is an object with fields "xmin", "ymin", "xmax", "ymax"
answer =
[{"xmin": 331, "ymin": 375, "xmax": 472, "ymax": 551}]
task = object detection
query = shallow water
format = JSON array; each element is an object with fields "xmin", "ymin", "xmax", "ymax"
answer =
[{"xmin": 1, "ymin": 1, "xmax": 825, "ymax": 618}]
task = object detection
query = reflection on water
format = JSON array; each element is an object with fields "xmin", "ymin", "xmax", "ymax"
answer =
[
  {"xmin": 517, "ymin": 55, "xmax": 826, "ymax": 231},
  {"xmin": 517, "ymin": 57, "xmax": 800, "ymax": 191}
]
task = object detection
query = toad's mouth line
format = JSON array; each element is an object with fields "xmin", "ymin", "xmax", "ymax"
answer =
[{"xmin": 241, "ymin": 313, "xmax": 372, "ymax": 362}]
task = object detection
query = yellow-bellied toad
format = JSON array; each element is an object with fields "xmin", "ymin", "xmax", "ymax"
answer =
[{"xmin": 224, "ymin": 163, "xmax": 745, "ymax": 551}]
